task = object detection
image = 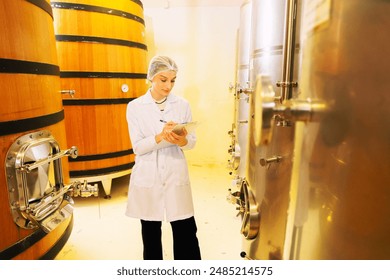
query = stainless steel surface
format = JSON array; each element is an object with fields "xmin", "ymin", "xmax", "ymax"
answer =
[
  {"xmin": 245, "ymin": 81, "xmax": 295, "ymax": 259},
  {"xmin": 243, "ymin": 0, "xmax": 294, "ymax": 259},
  {"xmin": 237, "ymin": 0, "xmax": 252, "ymax": 88},
  {"xmin": 249, "ymin": 0, "xmax": 287, "ymax": 92},
  {"xmin": 259, "ymin": 156, "xmax": 282, "ymax": 167},
  {"xmin": 287, "ymin": 0, "xmax": 390, "ymax": 259},
  {"xmin": 70, "ymin": 180, "xmax": 99, "ymax": 198},
  {"xmin": 239, "ymin": 180, "xmax": 260, "ymax": 239},
  {"xmin": 5, "ymin": 130, "xmax": 96, "ymax": 232},
  {"xmin": 279, "ymin": 0, "xmax": 300, "ymax": 102},
  {"xmin": 241, "ymin": 0, "xmax": 390, "ymax": 260},
  {"xmin": 241, "ymin": 0, "xmax": 302, "ymax": 260},
  {"xmin": 228, "ymin": 0, "xmax": 252, "ymax": 181},
  {"xmin": 18, "ymin": 146, "xmax": 78, "ymax": 173},
  {"xmin": 228, "ymin": 180, "xmax": 260, "ymax": 240}
]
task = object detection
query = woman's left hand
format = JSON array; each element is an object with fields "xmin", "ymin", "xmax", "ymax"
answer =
[{"xmin": 164, "ymin": 128, "xmax": 188, "ymax": 147}]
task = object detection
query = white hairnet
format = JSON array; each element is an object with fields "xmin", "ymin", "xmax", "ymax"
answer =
[{"xmin": 147, "ymin": 55, "xmax": 178, "ymax": 81}]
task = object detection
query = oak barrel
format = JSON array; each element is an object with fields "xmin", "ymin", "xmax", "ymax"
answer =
[
  {"xmin": 0, "ymin": 0, "xmax": 72, "ymax": 259},
  {"xmin": 51, "ymin": 0, "xmax": 148, "ymax": 194}
]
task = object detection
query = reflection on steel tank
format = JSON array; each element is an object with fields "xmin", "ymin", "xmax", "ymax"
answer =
[
  {"xmin": 51, "ymin": 0, "xmax": 148, "ymax": 198},
  {"xmin": 288, "ymin": 0, "xmax": 390, "ymax": 259},
  {"xmin": 233, "ymin": 0, "xmax": 390, "ymax": 260},
  {"xmin": 228, "ymin": 0, "xmax": 252, "ymax": 188}
]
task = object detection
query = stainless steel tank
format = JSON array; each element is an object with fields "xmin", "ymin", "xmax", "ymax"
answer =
[
  {"xmin": 241, "ymin": 0, "xmax": 390, "ymax": 260},
  {"xmin": 237, "ymin": 0, "xmax": 302, "ymax": 260},
  {"xmin": 228, "ymin": 0, "xmax": 252, "ymax": 185},
  {"xmin": 285, "ymin": 0, "xmax": 390, "ymax": 259}
]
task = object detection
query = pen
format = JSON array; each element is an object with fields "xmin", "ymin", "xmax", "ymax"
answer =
[{"xmin": 160, "ymin": 120, "xmax": 187, "ymax": 124}]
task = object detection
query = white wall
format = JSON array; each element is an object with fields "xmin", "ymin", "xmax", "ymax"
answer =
[{"xmin": 142, "ymin": 1, "xmax": 241, "ymax": 166}]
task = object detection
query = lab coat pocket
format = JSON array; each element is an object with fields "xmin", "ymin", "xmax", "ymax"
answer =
[
  {"xmin": 130, "ymin": 161, "xmax": 156, "ymax": 188},
  {"xmin": 170, "ymin": 158, "xmax": 190, "ymax": 186}
]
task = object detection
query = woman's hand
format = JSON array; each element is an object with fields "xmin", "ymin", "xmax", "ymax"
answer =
[
  {"xmin": 165, "ymin": 127, "xmax": 188, "ymax": 147},
  {"xmin": 155, "ymin": 121, "xmax": 174, "ymax": 144},
  {"xmin": 156, "ymin": 121, "xmax": 188, "ymax": 146}
]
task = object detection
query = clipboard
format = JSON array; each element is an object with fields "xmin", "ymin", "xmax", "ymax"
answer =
[{"xmin": 172, "ymin": 121, "xmax": 198, "ymax": 135}]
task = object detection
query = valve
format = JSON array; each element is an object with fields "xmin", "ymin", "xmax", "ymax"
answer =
[
  {"xmin": 259, "ymin": 156, "xmax": 282, "ymax": 167},
  {"xmin": 60, "ymin": 89, "xmax": 75, "ymax": 98}
]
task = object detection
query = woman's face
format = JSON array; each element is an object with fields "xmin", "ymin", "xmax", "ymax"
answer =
[{"xmin": 150, "ymin": 70, "xmax": 176, "ymax": 100}]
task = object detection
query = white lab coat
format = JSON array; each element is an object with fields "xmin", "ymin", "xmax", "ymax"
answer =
[{"xmin": 125, "ymin": 90, "xmax": 196, "ymax": 222}]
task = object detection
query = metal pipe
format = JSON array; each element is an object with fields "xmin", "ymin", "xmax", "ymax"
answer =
[
  {"xmin": 19, "ymin": 146, "xmax": 78, "ymax": 173},
  {"xmin": 279, "ymin": 0, "xmax": 298, "ymax": 102}
]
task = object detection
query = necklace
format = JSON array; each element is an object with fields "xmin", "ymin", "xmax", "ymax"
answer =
[{"xmin": 155, "ymin": 97, "xmax": 167, "ymax": 104}]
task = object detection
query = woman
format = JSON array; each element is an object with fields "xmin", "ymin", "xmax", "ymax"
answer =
[{"xmin": 125, "ymin": 55, "xmax": 201, "ymax": 260}]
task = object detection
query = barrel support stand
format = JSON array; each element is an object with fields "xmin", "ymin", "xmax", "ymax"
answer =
[{"xmin": 70, "ymin": 169, "xmax": 131, "ymax": 199}]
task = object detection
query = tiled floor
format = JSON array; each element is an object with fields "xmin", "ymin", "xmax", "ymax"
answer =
[{"xmin": 55, "ymin": 164, "xmax": 243, "ymax": 260}]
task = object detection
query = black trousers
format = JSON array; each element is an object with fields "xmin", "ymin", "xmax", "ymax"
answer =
[{"xmin": 140, "ymin": 216, "xmax": 201, "ymax": 260}]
